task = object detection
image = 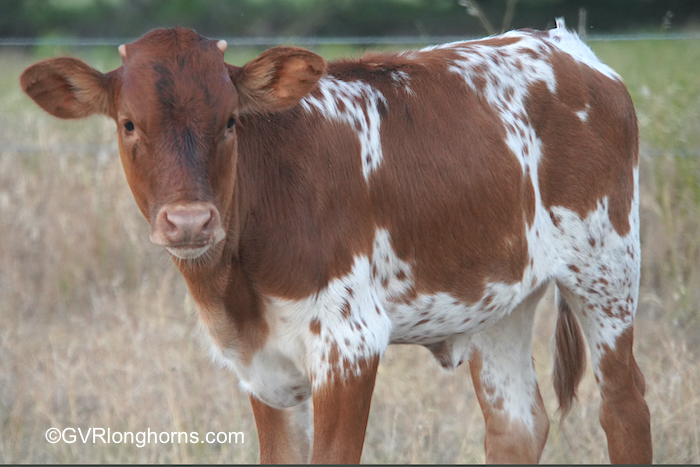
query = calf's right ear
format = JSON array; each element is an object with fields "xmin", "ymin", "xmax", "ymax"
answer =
[{"xmin": 20, "ymin": 57, "xmax": 116, "ymax": 119}]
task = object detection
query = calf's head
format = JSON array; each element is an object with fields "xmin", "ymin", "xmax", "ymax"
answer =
[{"xmin": 20, "ymin": 28, "xmax": 325, "ymax": 262}]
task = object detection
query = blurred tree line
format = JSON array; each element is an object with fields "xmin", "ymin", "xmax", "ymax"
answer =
[{"xmin": 1, "ymin": 0, "xmax": 698, "ymax": 38}]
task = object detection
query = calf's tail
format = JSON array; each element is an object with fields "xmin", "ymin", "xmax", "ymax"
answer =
[{"xmin": 552, "ymin": 292, "xmax": 587, "ymax": 419}]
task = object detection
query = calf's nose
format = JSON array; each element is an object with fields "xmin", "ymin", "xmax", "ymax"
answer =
[{"xmin": 150, "ymin": 202, "xmax": 222, "ymax": 247}]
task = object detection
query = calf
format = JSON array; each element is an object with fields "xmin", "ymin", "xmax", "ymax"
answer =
[{"xmin": 21, "ymin": 20, "xmax": 651, "ymax": 463}]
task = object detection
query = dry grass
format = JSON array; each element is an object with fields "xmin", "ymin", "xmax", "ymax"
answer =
[{"xmin": 1, "ymin": 40, "xmax": 699, "ymax": 463}]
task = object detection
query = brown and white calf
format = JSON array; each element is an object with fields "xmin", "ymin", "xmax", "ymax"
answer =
[{"xmin": 21, "ymin": 20, "xmax": 651, "ymax": 463}]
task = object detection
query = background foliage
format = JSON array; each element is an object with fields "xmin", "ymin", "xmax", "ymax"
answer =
[{"xmin": 1, "ymin": 0, "xmax": 700, "ymax": 39}]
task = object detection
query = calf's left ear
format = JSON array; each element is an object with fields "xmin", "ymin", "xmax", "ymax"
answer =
[
  {"xmin": 229, "ymin": 47, "xmax": 326, "ymax": 114},
  {"xmin": 20, "ymin": 57, "xmax": 116, "ymax": 119}
]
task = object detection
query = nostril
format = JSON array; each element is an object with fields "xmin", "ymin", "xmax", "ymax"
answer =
[
  {"xmin": 151, "ymin": 203, "xmax": 222, "ymax": 248},
  {"xmin": 200, "ymin": 209, "xmax": 216, "ymax": 234},
  {"xmin": 160, "ymin": 211, "xmax": 186, "ymax": 243},
  {"xmin": 192, "ymin": 209, "xmax": 213, "ymax": 234},
  {"xmin": 164, "ymin": 212, "xmax": 179, "ymax": 230}
]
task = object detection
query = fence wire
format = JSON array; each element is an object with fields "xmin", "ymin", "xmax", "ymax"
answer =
[{"xmin": 1, "ymin": 32, "xmax": 700, "ymax": 48}]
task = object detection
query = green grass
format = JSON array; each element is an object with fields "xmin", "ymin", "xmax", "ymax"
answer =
[
  {"xmin": 593, "ymin": 39, "xmax": 700, "ymax": 156},
  {"xmin": 1, "ymin": 38, "xmax": 699, "ymax": 463}
]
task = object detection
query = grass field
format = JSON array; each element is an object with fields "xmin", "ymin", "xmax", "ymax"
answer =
[{"xmin": 1, "ymin": 38, "xmax": 699, "ymax": 463}]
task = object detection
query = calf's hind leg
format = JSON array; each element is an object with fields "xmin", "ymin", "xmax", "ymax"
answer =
[
  {"xmin": 559, "ymin": 285, "xmax": 652, "ymax": 464},
  {"xmin": 468, "ymin": 287, "xmax": 550, "ymax": 463},
  {"xmin": 597, "ymin": 327, "xmax": 651, "ymax": 463}
]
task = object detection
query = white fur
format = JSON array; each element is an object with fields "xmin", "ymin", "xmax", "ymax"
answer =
[
  {"xmin": 576, "ymin": 104, "xmax": 591, "ymax": 122},
  {"xmin": 470, "ymin": 285, "xmax": 547, "ymax": 431},
  {"xmin": 274, "ymin": 255, "xmax": 393, "ymax": 388},
  {"xmin": 205, "ymin": 320, "xmax": 311, "ymax": 409},
  {"xmin": 301, "ymin": 77, "xmax": 387, "ymax": 180},
  {"xmin": 543, "ymin": 19, "xmax": 621, "ymax": 81},
  {"xmin": 207, "ymin": 251, "xmax": 393, "ymax": 406},
  {"xmin": 370, "ymin": 228, "xmax": 414, "ymax": 300},
  {"xmin": 554, "ymin": 167, "xmax": 640, "ymax": 381},
  {"xmin": 166, "ymin": 245, "xmax": 211, "ymax": 260},
  {"xmin": 389, "ymin": 69, "xmax": 414, "ymax": 95}
]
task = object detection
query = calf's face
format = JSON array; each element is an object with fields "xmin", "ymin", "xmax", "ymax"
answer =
[{"xmin": 20, "ymin": 28, "xmax": 325, "ymax": 263}]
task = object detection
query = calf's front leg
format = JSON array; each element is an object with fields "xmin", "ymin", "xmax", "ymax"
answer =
[
  {"xmin": 310, "ymin": 355, "xmax": 380, "ymax": 464},
  {"xmin": 250, "ymin": 396, "xmax": 312, "ymax": 464}
]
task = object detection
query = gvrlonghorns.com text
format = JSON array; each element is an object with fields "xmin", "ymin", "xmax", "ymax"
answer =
[{"xmin": 46, "ymin": 427, "xmax": 244, "ymax": 448}]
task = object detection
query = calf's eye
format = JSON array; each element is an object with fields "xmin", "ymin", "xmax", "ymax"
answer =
[
  {"xmin": 227, "ymin": 117, "xmax": 235, "ymax": 129},
  {"xmin": 124, "ymin": 121, "xmax": 135, "ymax": 132}
]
